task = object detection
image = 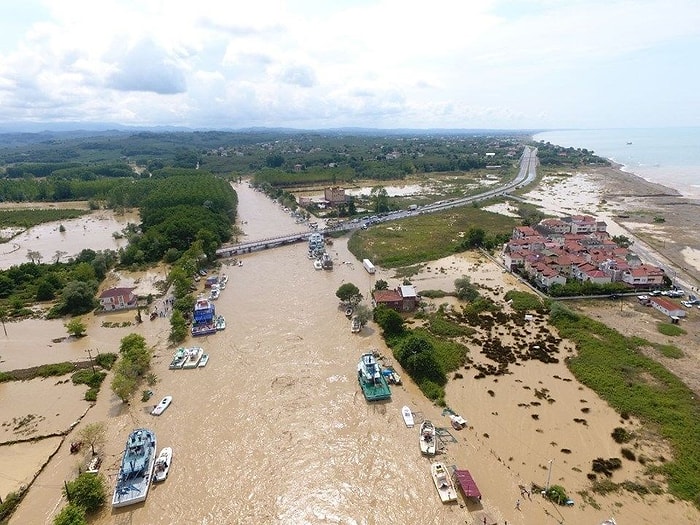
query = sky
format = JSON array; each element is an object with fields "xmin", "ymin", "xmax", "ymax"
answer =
[{"xmin": 0, "ymin": 0, "xmax": 699, "ymax": 131}]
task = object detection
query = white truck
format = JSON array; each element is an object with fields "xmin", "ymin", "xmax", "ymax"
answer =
[{"xmin": 362, "ymin": 259, "xmax": 376, "ymax": 274}]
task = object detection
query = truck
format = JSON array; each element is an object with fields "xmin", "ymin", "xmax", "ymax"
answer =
[
  {"xmin": 362, "ymin": 259, "xmax": 376, "ymax": 274},
  {"xmin": 408, "ymin": 204, "xmax": 418, "ymax": 211}
]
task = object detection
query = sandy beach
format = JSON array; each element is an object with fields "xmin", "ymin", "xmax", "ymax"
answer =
[{"xmin": 3, "ymin": 167, "xmax": 700, "ymax": 524}]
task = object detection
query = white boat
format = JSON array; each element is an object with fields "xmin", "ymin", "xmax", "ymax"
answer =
[
  {"xmin": 153, "ymin": 447, "xmax": 173, "ymax": 482},
  {"xmin": 215, "ymin": 315, "xmax": 226, "ymax": 330},
  {"xmin": 313, "ymin": 259, "xmax": 323, "ymax": 270},
  {"xmin": 182, "ymin": 347, "xmax": 204, "ymax": 369},
  {"xmin": 112, "ymin": 428, "xmax": 157, "ymax": 507},
  {"xmin": 209, "ymin": 287, "xmax": 220, "ymax": 300},
  {"xmin": 151, "ymin": 396, "xmax": 172, "ymax": 416},
  {"xmin": 420, "ymin": 420, "xmax": 437, "ymax": 455},
  {"xmin": 198, "ymin": 354, "xmax": 209, "ymax": 368},
  {"xmin": 449, "ymin": 414, "xmax": 467, "ymax": 430},
  {"xmin": 431, "ymin": 462, "xmax": 458, "ymax": 503},
  {"xmin": 402, "ymin": 406, "xmax": 414, "ymax": 428}
]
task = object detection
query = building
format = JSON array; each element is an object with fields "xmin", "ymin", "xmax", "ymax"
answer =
[
  {"xmin": 99, "ymin": 287, "xmax": 137, "ymax": 311},
  {"xmin": 373, "ymin": 285, "xmax": 419, "ymax": 312},
  {"xmin": 324, "ymin": 187, "xmax": 347, "ymax": 206},
  {"xmin": 650, "ymin": 297, "xmax": 686, "ymax": 319}
]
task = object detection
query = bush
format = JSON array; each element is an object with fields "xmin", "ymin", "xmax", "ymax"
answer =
[
  {"xmin": 544, "ymin": 484, "xmax": 569, "ymax": 505},
  {"xmin": 621, "ymin": 448, "xmax": 636, "ymax": 461},
  {"xmin": 0, "ymin": 491, "xmax": 22, "ymax": 522},
  {"xmin": 611, "ymin": 427, "xmax": 633, "ymax": 444},
  {"xmin": 657, "ymin": 323, "xmax": 686, "ymax": 337},
  {"xmin": 37, "ymin": 362, "xmax": 76, "ymax": 377},
  {"xmin": 54, "ymin": 503, "xmax": 87, "ymax": 525},
  {"xmin": 95, "ymin": 352, "xmax": 118, "ymax": 369},
  {"xmin": 64, "ymin": 473, "xmax": 106, "ymax": 513}
]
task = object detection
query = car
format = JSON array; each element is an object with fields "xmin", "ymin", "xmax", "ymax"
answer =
[
  {"xmin": 198, "ymin": 269, "xmax": 207, "ymax": 276},
  {"xmin": 649, "ymin": 290, "xmax": 662, "ymax": 296},
  {"xmin": 682, "ymin": 301, "xmax": 693, "ymax": 308},
  {"xmin": 667, "ymin": 290, "xmax": 685, "ymax": 298}
]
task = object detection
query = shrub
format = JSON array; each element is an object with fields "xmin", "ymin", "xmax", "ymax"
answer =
[
  {"xmin": 544, "ymin": 484, "xmax": 569, "ymax": 505},
  {"xmin": 657, "ymin": 323, "xmax": 686, "ymax": 337},
  {"xmin": 611, "ymin": 427, "xmax": 633, "ymax": 444},
  {"xmin": 37, "ymin": 362, "xmax": 76, "ymax": 377},
  {"xmin": 54, "ymin": 503, "xmax": 87, "ymax": 525},
  {"xmin": 63, "ymin": 473, "xmax": 106, "ymax": 513},
  {"xmin": 95, "ymin": 352, "xmax": 118, "ymax": 369},
  {"xmin": 621, "ymin": 448, "xmax": 636, "ymax": 461}
]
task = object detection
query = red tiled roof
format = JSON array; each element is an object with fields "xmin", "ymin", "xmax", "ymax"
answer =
[{"xmin": 99, "ymin": 287, "xmax": 135, "ymax": 299}]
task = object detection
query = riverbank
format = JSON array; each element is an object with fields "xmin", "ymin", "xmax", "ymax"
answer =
[{"xmin": 5, "ymin": 175, "xmax": 700, "ymax": 524}]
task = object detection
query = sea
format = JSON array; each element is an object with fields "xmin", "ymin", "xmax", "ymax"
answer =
[{"xmin": 533, "ymin": 127, "xmax": 700, "ymax": 199}]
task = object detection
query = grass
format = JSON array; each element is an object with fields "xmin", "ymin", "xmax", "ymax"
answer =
[
  {"xmin": 654, "ymin": 344, "xmax": 684, "ymax": 359},
  {"xmin": 347, "ymin": 206, "xmax": 518, "ymax": 268},
  {"xmin": 0, "ymin": 208, "xmax": 88, "ymax": 229},
  {"xmin": 657, "ymin": 322, "xmax": 686, "ymax": 337},
  {"xmin": 550, "ymin": 305, "xmax": 700, "ymax": 506}
]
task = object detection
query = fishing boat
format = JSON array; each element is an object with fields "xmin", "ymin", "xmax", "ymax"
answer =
[
  {"xmin": 357, "ymin": 352, "xmax": 391, "ymax": 401},
  {"xmin": 153, "ymin": 447, "xmax": 173, "ymax": 482},
  {"xmin": 169, "ymin": 348, "xmax": 187, "ymax": 369},
  {"xmin": 151, "ymin": 396, "xmax": 172, "ymax": 416},
  {"xmin": 198, "ymin": 354, "xmax": 209, "ymax": 368},
  {"xmin": 431, "ymin": 462, "xmax": 458, "ymax": 503},
  {"xmin": 420, "ymin": 420, "xmax": 437, "ymax": 455},
  {"xmin": 182, "ymin": 347, "xmax": 204, "ymax": 369},
  {"xmin": 112, "ymin": 428, "xmax": 157, "ymax": 508},
  {"xmin": 402, "ymin": 406, "xmax": 415, "ymax": 428}
]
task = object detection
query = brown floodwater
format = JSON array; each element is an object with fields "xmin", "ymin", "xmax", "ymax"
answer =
[{"xmin": 0, "ymin": 211, "xmax": 135, "ymax": 269}]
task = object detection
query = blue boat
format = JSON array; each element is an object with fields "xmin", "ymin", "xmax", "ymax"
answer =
[
  {"xmin": 191, "ymin": 296, "xmax": 216, "ymax": 336},
  {"xmin": 112, "ymin": 428, "xmax": 157, "ymax": 508},
  {"xmin": 357, "ymin": 352, "xmax": 391, "ymax": 401}
]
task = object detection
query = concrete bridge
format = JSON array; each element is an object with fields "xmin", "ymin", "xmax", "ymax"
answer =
[{"xmin": 215, "ymin": 228, "xmax": 345, "ymax": 258}]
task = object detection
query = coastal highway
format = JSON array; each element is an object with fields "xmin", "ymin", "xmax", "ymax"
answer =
[{"xmin": 217, "ymin": 146, "xmax": 538, "ymax": 256}]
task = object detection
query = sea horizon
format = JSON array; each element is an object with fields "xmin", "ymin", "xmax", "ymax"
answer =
[{"xmin": 533, "ymin": 127, "xmax": 700, "ymax": 199}]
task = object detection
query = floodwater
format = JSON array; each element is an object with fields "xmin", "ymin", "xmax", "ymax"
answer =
[{"xmin": 0, "ymin": 211, "xmax": 135, "ymax": 270}]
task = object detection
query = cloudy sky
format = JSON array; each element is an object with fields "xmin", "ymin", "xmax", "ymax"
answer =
[{"xmin": 0, "ymin": 0, "xmax": 699, "ymax": 131}]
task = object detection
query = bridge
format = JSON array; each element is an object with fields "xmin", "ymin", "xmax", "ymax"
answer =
[{"xmin": 216, "ymin": 146, "xmax": 538, "ymax": 258}]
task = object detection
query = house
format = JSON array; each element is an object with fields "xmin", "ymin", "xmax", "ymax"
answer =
[
  {"xmin": 650, "ymin": 297, "xmax": 686, "ymax": 318},
  {"xmin": 99, "ymin": 287, "xmax": 137, "ymax": 311},
  {"xmin": 324, "ymin": 187, "xmax": 347, "ymax": 206},
  {"xmin": 373, "ymin": 285, "xmax": 420, "ymax": 312}
]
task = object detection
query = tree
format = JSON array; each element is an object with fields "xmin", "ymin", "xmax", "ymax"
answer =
[
  {"xmin": 58, "ymin": 281, "xmax": 97, "ymax": 315},
  {"xmin": 54, "ymin": 250, "xmax": 68, "ymax": 263},
  {"xmin": 111, "ymin": 373, "xmax": 137, "ymax": 403},
  {"xmin": 370, "ymin": 186, "xmax": 390, "ymax": 213},
  {"xmin": 454, "ymin": 275, "xmax": 480, "ymax": 302},
  {"xmin": 27, "ymin": 250, "xmax": 42, "ymax": 264},
  {"xmin": 353, "ymin": 303, "xmax": 372, "ymax": 327},
  {"xmin": 65, "ymin": 318, "xmax": 87, "ymax": 338},
  {"xmin": 63, "ymin": 473, "xmax": 106, "ymax": 513},
  {"xmin": 78, "ymin": 422, "xmax": 106, "ymax": 456},
  {"xmin": 0, "ymin": 306, "xmax": 7, "ymax": 336},
  {"xmin": 335, "ymin": 283, "xmax": 363, "ymax": 306},
  {"xmin": 374, "ymin": 279, "xmax": 389, "ymax": 291},
  {"xmin": 169, "ymin": 310, "xmax": 188, "ymax": 344},
  {"xmin": 53, "ymin": 503, "xmax": 87, "ymax": 525},
  {"xmin": 374, "ymin": 305, "xmax": 404, "ymax": 336}
]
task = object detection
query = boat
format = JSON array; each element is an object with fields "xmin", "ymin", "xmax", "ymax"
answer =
[
  {"xmin": 112, "ymin": 428, "xmax": 157, "ymax": 508},
  {"xmin": 182, "ymin": 347, "xmax": 204, "ymax": 368},
  {"xmin": 151, "ymin": 396, "xmax": 172, "ymax": 416},
  {"xmin": 209, "ymin": 286, "xmax": 220, "ymax": 300},
  {"xmin": 383, "ymin": 366, "xmax": 402, "ymax": 385},
  {"xmin": 351, "ymin": 316, "xmax": 361, "ymax": 333},
  {"xmin": 420, "ymin": 420, "xmax": 437, "ymax": 455},
  {"xmin": 321, "ymin": 252, "xmax": 333, "ymax": 270},
  {"xmin": 169, "ymin": 348, "xmax": 188, "ymax": 369},
  {"xmin": 198, "ymin": 353, "xmax": 209, "ymax": 368},
  {"xmin": 431, "ymin": 462, "xmax": 458, "ymax": 503},
  {"xmin": 153, "ymin": 447, "xmax": 173, "ymax": 482},
  {"xmin": 215, "ymin": 315, "xmax": 226, "ymax": 330},
  {"xmin": 191, "ymin": 297, "xmax": 216, "ymax": 337},
  {"xmin": 450, "ymin": 414, "xmax": 467, "ymax": 430},
  {"xmin": 85, "ymin": 454, "xmax": 102, "ymax": 474},
  {"xmin": 313, "ymin": 259, "xmax": 323, "ymax": 270},
  {"xmin": 357, "ymin": 352, "xmax": 391, "ymax": 401},
  {"xmin": 402, "ymin": 406, "xmax": 415, "ymax": 428}
]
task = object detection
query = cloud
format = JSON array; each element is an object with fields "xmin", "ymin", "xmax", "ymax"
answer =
[
  {"xmin": 278, "ymin": 65, "xmax": 317, "ymax": 88},
  {"xmin": 107, "ymin": 39, "xmax": 186, "ymax": 95}
]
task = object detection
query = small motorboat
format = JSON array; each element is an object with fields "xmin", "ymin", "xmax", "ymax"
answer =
[
  {"xmin": 420, "ymin": 420, "xmax": 437, "ymax": 455},
  {"xmin": 153, "ymin": 447, "xmax": 173, "ymax": 482},
  {"xmin": 431, "ymin": 462, "xmax": 458, "ymax": 503},
  {"xmin": 450, "ymin": 414, "xmax": 467, "ymax": 430},
  {"xmin": 402, "ymin": 406, "xmax": 415, "ymax": 428},
  {"xmin": 151, "ymin": 396, "xmax": 172, "ymax": 416},
  {"xmin": 198, "ymin": 354, "xmax": 209, "ymax": 368}
]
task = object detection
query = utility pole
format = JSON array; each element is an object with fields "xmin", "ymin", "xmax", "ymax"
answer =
[
  {"xmin": 545, "ymin": 459, "xmax": 554, "ymax": 492},
  {"xmin": 86, "ymin": 348, "xmax": 96, "ymax": 374}
]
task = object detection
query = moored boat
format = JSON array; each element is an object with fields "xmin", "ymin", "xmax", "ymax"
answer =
[
  {"xmin": 182, "ymin": 346, "xmax": 204, "ymax": 368},
  {"xmin": 151, "ymin": 396, "xmax": 172, "ymax": 416},
  {"xmin": 198, "ymin": 353, "xmax": 209, "ymax": 367},
  {"xmin": 169, "ymin": 348, "xmax": 187, "ymax": 369},
  {"xmin": 431, "ymin": 462, "xmax": 458, "ymax": 503},
  {"xmin": 215, "ymin": 315, "xmax": 226, "ymax": 330},
  {"xmin": 402, "ymin": 406, "xmax": 415, "ymax": 428},
  {"xmin": 420, "ymin": 420, "xmax": 437, "ymax": 455},
  {"xmin": 313, "ymin": 259, "xmax": 323, "ymax": 270},
  {"xmin": 153, "ymin": 447, "xmax": 173, "ymax": 482},
  {"xmin": 357, "ymin": 352, "xmax": 391, "ymax": 401},
  {"xmin": 112, "ymin": 428, "xmax": 157, "ymax": 508}
]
